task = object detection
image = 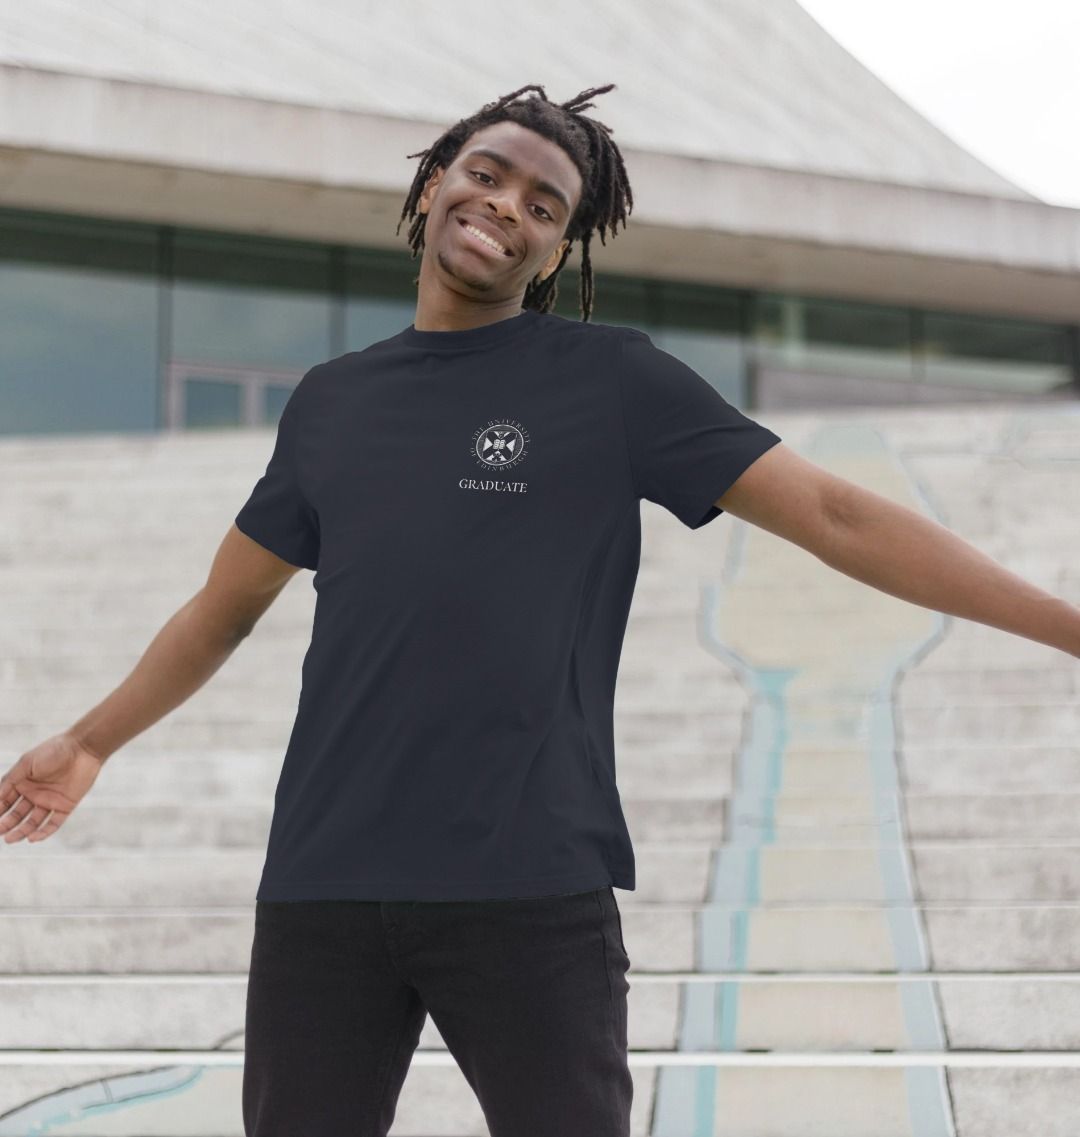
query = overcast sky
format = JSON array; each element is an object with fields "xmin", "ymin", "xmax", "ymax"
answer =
[{"xmin": 795, "ymin": 0, "xmax": 1080, "ymax": 209}]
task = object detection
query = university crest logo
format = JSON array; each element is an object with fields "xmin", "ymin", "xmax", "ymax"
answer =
[{"xmin": 471, "ymin": 420, "xmax": 530, "ymax": 471}]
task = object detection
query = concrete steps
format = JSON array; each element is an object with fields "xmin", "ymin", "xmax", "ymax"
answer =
[
  {"xmin": 6, "ymin": 971, "xmax": 1080, "ymax": 1052},
  {"xmin": 4, "ymin": 404, "xmax": 1080, "ymax": 1133},
  {"xmin": 0, "ymin": 1061, "xmax": 1075, "ymax": 1137},
  {"xmin": 5, "ymin": 790, "xmax": 1080, "ymax": 846},
  {"xmin": 4, "ymin": 903, "xmax": 1080, "ymax": 973},
  {"xmin": 6, "ymin": 841, "xmax": 1080, "ymax": 904}
]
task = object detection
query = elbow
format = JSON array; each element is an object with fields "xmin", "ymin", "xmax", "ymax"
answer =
[{"xmin": 814, "ymin": 476, "xmax": 860, "ymax": 564}]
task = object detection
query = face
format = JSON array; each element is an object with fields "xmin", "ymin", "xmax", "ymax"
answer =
[{"xmin": 416, "ymin": 120, "xmax": 584, "ymax": 302}]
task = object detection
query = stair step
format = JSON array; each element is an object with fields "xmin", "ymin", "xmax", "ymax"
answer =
[
  {"xmin": 3, "ymin": 905, "xmax": 1080, "ymax": 973},
  {"xmin": 3, "ymin": 973, "xmax": 1080, "ymax": 1052},
  {"xmin": 0, "ymin": 1057, "xmax": 1076, "ymax": 1136},
  {"xmin": 6, "ymin": 844, "xmax": 1080, "ymax": 905}
]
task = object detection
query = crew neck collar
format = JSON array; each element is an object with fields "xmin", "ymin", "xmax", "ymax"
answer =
[{"xmin": 398, "ymin": 308, "xmax": 541, "ymax": 351}]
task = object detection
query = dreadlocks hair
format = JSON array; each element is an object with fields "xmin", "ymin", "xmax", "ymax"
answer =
[{"xmin": 395, "ymin": 83, "xmax": 633, "ymax": 323}]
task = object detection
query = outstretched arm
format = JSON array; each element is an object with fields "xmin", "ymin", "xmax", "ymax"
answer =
[{"xmin": 715, "ymin": 442, "xmax": 1080, "ymax": 659}]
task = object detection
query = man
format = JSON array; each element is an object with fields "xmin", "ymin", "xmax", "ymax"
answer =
[{"xmin": 2, "ymin": 83, "xmax": 1078, "ymax": 1137}]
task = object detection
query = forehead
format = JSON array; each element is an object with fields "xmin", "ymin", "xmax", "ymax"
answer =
[{"xmin": 457, "ymin": 121, "xmax": 580, "ymax": 202}]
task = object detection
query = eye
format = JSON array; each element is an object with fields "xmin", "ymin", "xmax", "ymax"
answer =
[{"xmin": 471, "ymin": 171, "xmax": 553, "ymax": 221}]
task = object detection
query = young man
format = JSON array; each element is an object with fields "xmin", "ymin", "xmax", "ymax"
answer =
[{"xmin": 2, "ymin": 84, "xmax": 1078, "ymax": 1136}]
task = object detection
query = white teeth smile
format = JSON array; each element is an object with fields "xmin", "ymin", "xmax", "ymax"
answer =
[{"xmin": 462, "ymin": 222, "xmax": 507, "ymax": 256}]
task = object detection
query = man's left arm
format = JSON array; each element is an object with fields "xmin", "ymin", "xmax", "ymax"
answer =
[{"xmin": 715, "ymin": 442, "xmax": 1080, "ymax": 659}]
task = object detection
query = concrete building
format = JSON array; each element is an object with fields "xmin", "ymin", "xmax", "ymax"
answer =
[{"xmin": 2, "ymin": 0, "xmax": 1078, "ymax": 434}]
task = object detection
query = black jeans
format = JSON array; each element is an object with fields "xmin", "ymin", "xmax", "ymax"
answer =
[{"xmin": 242, "ymin": 885, "xmax": 633, "ymax": 1136}]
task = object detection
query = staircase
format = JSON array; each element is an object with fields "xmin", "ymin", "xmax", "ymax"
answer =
[{"xmin": 2, "ymin": 401, "xmax": 1079, "ymax": 1135}]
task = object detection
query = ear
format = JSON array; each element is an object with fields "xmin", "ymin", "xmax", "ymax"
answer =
[
  {"xmin": 537, "ymin": 238, "xmax": 570, "ymax": 283},
  {"xmin": 418, "ymin": 166, "xmax": 445, "ymax": 216}
]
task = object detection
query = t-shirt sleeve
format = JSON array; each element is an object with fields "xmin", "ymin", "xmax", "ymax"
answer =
[
  {"xmin": 233, "ymin": 379, "xmax": 320, "ymax": 570},
  {"xmin": 617, "ymin": 328, "xmax": 782, "ymax": 530}
]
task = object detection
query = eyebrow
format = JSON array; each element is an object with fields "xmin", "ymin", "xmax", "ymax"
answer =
[{"xmin": 463, "ymin": 147, "xmax": 572, "ymax": 215}]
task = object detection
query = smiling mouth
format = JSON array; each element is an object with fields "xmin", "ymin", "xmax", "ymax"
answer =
[{"xmin": 457, "ymin": 217, "xmax": 513, "ymax": 258}]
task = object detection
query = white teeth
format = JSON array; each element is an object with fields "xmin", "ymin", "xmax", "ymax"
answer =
[{"xmin": 464, "ymin": 223, "xmax": 506, "ymax": 254}]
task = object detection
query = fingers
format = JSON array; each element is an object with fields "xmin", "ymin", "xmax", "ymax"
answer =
[
  {"xmin": 23, "ymin": 809, "xmax": 60, "ymax": 842},
  {"xmin": 1, "ymin": 798, "xmax": 56, "ymax": 844},
  {"xmin": 0, "ymin": 769, "xmax": 20, "ymax": 803}
]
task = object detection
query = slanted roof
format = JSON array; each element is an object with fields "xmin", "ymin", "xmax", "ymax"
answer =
[{"xmin": 0, "ymin": 0, "xmax": 1035, "ymax": 200}]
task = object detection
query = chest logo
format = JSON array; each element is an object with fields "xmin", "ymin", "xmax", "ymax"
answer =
[{"xmin": 472, "ymin": 420, "xmax": 530, "ymax": 471}]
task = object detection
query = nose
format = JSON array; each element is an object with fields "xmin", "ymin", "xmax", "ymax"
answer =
[{"xmin": 484, "ymin": 191, "xmax": 520, "ymax": 224}]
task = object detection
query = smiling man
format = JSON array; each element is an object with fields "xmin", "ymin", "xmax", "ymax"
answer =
[
  {"xmin": 407, "ymin": 117, "xmax": 582, "ymax": 330},
  {"xmin": 3, "ymin": 82, "xmax": 1079, "ymax": 1137}
]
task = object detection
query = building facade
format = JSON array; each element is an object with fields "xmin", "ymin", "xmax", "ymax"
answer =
[{"xmin": 2, "ymin": 0, "xmax": 1078, "ymax": 437}]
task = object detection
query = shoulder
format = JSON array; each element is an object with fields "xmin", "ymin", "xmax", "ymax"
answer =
[
  {"xmin": 534, "ymin": 313, "xmax": 650, "ymax": 372},
  {"xmin": 289, "ymin": 352, "xmax": 361, "ymax": 402},
  {"xmin": 533, "ymin": 310, "xmax": 641, "ymax": 344}
]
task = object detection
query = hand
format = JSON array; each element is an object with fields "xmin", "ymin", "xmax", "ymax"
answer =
[{"xmin": 0, "ymin": 733, "xmax": 108, "ymax": 845}]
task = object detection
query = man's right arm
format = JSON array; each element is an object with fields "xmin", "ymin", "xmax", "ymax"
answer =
[{"xmin": 68, "ymin": 524, "xmax": 302, "ymax": 764}]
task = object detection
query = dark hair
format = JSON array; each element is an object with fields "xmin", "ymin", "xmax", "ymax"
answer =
[{"xmin": 395, "ymin": 83, "xmax": 633, "ymax": 322}]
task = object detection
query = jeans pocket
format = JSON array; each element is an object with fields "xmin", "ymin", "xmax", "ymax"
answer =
[{"xmin": 607, "ymin": 886, "xmax": 628, "ymax": 956}]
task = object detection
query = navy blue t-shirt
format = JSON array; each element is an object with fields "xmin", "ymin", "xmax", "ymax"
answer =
[{"xmin": 234, "ymin": 307, "xmax": 781, "ymax": 901}]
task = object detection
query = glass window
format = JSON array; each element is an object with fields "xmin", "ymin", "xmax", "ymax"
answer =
[
  {"xmin": 568, "ymin": 269, "xmax": 653, "ymax": 327},
  {"xmin": 0, "ymin": 209, "xmax": 159, "ymax": 437},
  {"xmin": 184, "ymin": 377, "xmax": 244, "ymax": 429},
  {"xmin": 755, "ymin": 293, "xmax": 914, "ymax": 382},
  {"xmin": 344, "ymin": 247, "xmax": 421, "ymax": 350},
  {"xmin": 921, "ymin": 310, "xmax": 1072, "ymax": 395},
  {"xmin": 654, "ymin": 281, "xmax": 747, "ymax": 406},
  {"xmin": 169, "ymin": 229, "xmax": 334, "ymax": 428},
  {"xmin": 556, "ymin": 271, "xmax": 754, "ymax": 407},
  {"xmin": 4, "ymin": 205, "xmax": 1074, "ymax": 438}
]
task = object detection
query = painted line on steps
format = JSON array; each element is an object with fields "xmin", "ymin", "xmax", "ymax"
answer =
[
  {"xmin": 7, "ymin": 970, "xmax": 1080, "ymax": 983},
  {"xmin": 1, "ymin": 1050, "xmax": 1079, "ymax": 1067}
]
